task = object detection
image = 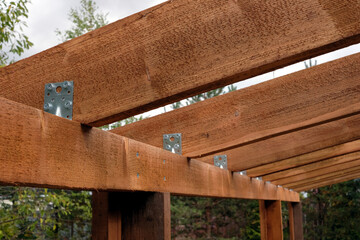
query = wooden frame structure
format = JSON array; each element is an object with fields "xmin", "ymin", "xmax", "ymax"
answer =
[{"xmin": 1, "ymin": 0, "xmax": 359, "ymax": 239}]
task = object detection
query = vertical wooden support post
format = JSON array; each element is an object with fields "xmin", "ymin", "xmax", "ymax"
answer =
[
  {"xmin": 92, "ymin": 191, "xmax": 171, "ymax": 240},
  {"xmin": 259, "ymin": 200, "xmax": 283, "ymax": 240},
  {"xmin": 288, "ymin": 202, "xmax": 304, "ymax": 240}
]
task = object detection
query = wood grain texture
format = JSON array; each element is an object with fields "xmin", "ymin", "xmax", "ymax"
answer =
[
  {"xmin": 259, "ymin": 200, "xmax": 283, "ymax": 240},
  {"xmin": 263, "ymin": 151, "xmax": 360, "ymax": 182},
  {"xmin": 0, "ymin": 97, "xmax": 299, "ymax": 201},
  {"xmin": 247, "ymin": 139, "xmax": 360, "ymax": 177},
  {"xmin": 1, "ymin": 0, "xmax": 359, "ymax": 126},
  {"xmin": 92, "ymin": 192, "xmax": 171, "ymax": 240},
  {"xmin": 288, "ymin": 202, "xmax": 303, "ymax": 240},
  {"xmin": 294, "ymin": 173, "xmax": 360, "ymax": 192},
  {"xmin": 112, "ymin": 53, "xmax": 360, "ymax": 170},
  {"xmin": 272, "ymin": 159, "xmax": 360, "ymax": 186},
  {"xmin": 285, "ymin": 166, "xmax": 360, "ymax": 190}
]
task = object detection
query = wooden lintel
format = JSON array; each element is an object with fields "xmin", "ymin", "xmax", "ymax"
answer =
[
  {"xmin": 1, "ymin": 0, "xmax": 359, "ymax": 126},
  {"xmin": 0, "ymin": 97, "xmax": 299, "ymax": 202}
]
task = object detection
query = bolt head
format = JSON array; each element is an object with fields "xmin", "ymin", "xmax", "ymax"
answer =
[
  {"xmin": 47, "ymin": 84, "xmax": 53, "ymax": 91},
  {"xmin": 63, "ymin": 81, "xmax": 70, "ymax": 89},
  {"xmin": 166, "ymin": 144, "xmax": 171, "ymax": 150},
  {"xmin": 64, "ymin": 101, "xmax": 72, "ymax": 109},
  {"xmin": 44, "ymin": 103, "xmax": 52, "ymax": 111},
  {"xmin": 174, "ymin": 143, "xmax": 180, "ymax": 149}
]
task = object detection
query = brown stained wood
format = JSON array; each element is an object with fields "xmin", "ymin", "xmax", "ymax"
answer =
[
  {"xmin": 285, "ymin": 165, "xmax": 360, "ymax": 190},
  {"xmin": 288, "ymin": 202, "xmax": 304, "ymax": 240},
  {"xmin": 92, "ymin": 192, "xmax": 171, "ymax": 240},
  {"xmin": 271, "ymin": 158, "xmax": 360, "ymax": 186},
  {"xmin": 263, "ymin": 151, "xmax": 360, "ymax": 182},
  {"xmin": 112, "ymin": 53, "xmax": 360, "ymax": 170},
  {"xmin": 259, "ymin": 200, "xmax": 283, "ymax": 240},
  {"xmin": 247, "ymin": 139, "xmax": 360, "ymax": 177},
  {"xmin": 0, "ymin": 97, "xmax": 299, "ymax": 202},
  {"xmin": 1, "ymin": 0, "xmax": 360, "ymax": 126},
  {"xmin": 198, "ymin": 112, "xmax": 360, "ymax": 170},
  {"xmin": 294, "ymin": 173, "xmax": 360, "ymax": 192}
]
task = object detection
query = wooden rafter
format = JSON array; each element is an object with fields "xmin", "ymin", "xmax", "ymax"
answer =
[
  {"xmin": 247, "ymin": 139, "xmax": 360, "ymax": 177},
  {"xmin": 294, "ymin": 173, "xmax": 360, "ymax": 192},
  {"xmin": 0, "ymin": 97, "xmax": 299, "ymax": 202},
  {"xmin": 262, "ymin": 151, "xmax": 360, "ymax": 182},
  {"xmin": 112, "ymin": 53, "xmax": 360, "ymax": 171},
  {"xmin": 285, "ymin": 166, "xmax": 360, "ymax": 190},
  {"xmin": 271, "ymin": 159, "xmax": 360, "ymax": 186},
  {"xmin": 0, "ymin": 0, "xmax": 359, "ymax": 126}
]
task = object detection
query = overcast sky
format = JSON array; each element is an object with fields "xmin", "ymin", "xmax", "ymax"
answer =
[{"xmin": 15, "ymin": 0, "xmax": 360, "ymax": 120}]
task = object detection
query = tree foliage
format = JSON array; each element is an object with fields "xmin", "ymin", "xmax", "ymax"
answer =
[
  {"xmin": 0, "ymin": 0, "xmax": 33, "ymax": 65},
  {"xmin": 55, "ymin": 0, "xmax": 108, "ymax": 42}
]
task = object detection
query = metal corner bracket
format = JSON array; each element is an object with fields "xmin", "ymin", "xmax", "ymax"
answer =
[
  {"xmin": 44, "ymin": 81, "xmax": 74, "ymax": 120},
  {"xmin": 163, "ymin": 133, "xmax": 182, "ymax": 155},
  {"xmin": 214, "ymin": 155, "xmax": 227, "ymax": 169}
]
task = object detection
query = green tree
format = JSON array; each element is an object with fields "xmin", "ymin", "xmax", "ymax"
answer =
[
  {"xmin": 0, "ymin": 0, "xmax": 33, "ymax": 65},
  {"xmin": 55, "ymin": 0, "xmax": 108, "ymax": 42}
]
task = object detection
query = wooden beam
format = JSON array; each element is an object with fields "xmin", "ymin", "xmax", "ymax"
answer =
[
  {"xmin": 112, "ymin": 53, "xmax": 360, "ymax": 170},
  {"xmin": 247, "ymin": 139, "xmax": 360, "ymax": 177},
  {"xmin": 271, "ymin": 159, "xmax": 360, "ymax": 186},
  {"xmin": 263, "ymin": 151, "xmax": 360, "ymax": 182},
  {"xmin": 288, "ymin": 202, "xmax": 303, "ymax": 240},
  {"xmin": 294, "ymin": 174, "xmax": 360, "ymax": 192},
  {"xmin": 1, "ymin": 0, "xmax": 359, "ymax": 126},
  {"xmin": 259, "ymin": 200, "xmax": 283, "ymax": 240},
  {"xmin": 92, "ymin": 192, "xmax": 170, "ymax": 240},
  {"xmin": 285, "ymin": 166, "xmax": 360, "ymax": 190},
  {"xmin": 0, "ymin": 97, "xmax": 298, "ymax": 202}
]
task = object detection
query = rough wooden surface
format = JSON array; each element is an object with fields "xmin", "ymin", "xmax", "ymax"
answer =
[
  {"xmin": 247, "ymin": 140, "xmax": 360, "ymax": 177},
  {"xmin": 92, "ymin": 192, "xmax": 171, "ymax": 240},
  {"xmin": 259, "ymin": 200, "xmax": 283, "ymax": 240},
  {"xmin": 0, "ymin": 97, "xmax": 299, "ymax": 201},
  {"xmin": 112, "ymin": 53, "xmax": 360, "ymax": 171},
  {"xmin": 294, "ymin": 173, "xmax": 360, "ymax": 192},
  {"xmin": 288, "ymin": 202, "xmax": 304, "ymax": 240},
  {"xmin": 1, "ymin": 0, "xmax": 359, "ymax": 126},
  {"xmin": 263, "ymin": 151, "xmax": 360, "ymax": 182},
  {"xmin": 286, "ymin": 166, "xmax": 360, "ymax": 190},
  {"xmin": 272, "ymin": 159, "xmax": 360, "ymax": 186}
]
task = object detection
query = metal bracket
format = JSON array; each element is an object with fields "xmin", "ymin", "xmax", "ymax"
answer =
[
  {"xmin": 44, "ymin": 81, "xmax": 74, "ymax": 120},
  {"xmin": 214, "ymin": 155, "xmax": 227, "ymax": 169},
  {"xmin": 163, "ymin": 133, "xmax": 182, "ymax": 155},
  {"xmin": 238, "ymin": 171, "xmax": 247, "ymax": 176}
]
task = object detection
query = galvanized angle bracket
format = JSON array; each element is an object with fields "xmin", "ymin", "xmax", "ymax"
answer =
[
  {"xmin": 214, "ymin": 155, "xmax": 227, "ymax": 169},
  {"xmin": 163, "ymin": 133, "xmax": 182, "ymax": 155},
  {"xmin": 44, "ymin": 81, "xmax": 74, "ymax": 120}
]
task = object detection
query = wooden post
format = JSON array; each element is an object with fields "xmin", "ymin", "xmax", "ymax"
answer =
[
  {"xmin": 259, "ymin": 200, "xmax": 283, "ymax": 240},
  {"xmin": 92, "ymin": 191, "xmax": 171, "ymax": 240},
  {"xmin": 288, "ymin": 202, "xmax": 304, "ymax": 240}
]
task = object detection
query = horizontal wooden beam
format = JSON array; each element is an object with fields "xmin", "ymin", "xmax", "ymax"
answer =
[
  {"xmin": 0, "ymin": 97, "xmax": 298, "ymax": 202},
  {"xmin": 1, "ymin": 0, "xmax": 359, "ymax": 126},
  {"xmin": 247, "ymin": 139, "xmax": 360, "ymax": 177},
  {"xmin": 285, "ymin": 166, "xmax": 360, "ymax": 190},
  {"xmin": 294, "ymin": 173, "xmax": 360, "ymax": 192},
  {"xmin": 112, "ymin": 53, "xmax": 360, "ymax": 171},
  {"xmin": 271, "ymin": 158, "xmax": 360, "ymax": 186},
  {"xmin": 262, "ymin": 150, "xmax": 360, "ymax": 182}
]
